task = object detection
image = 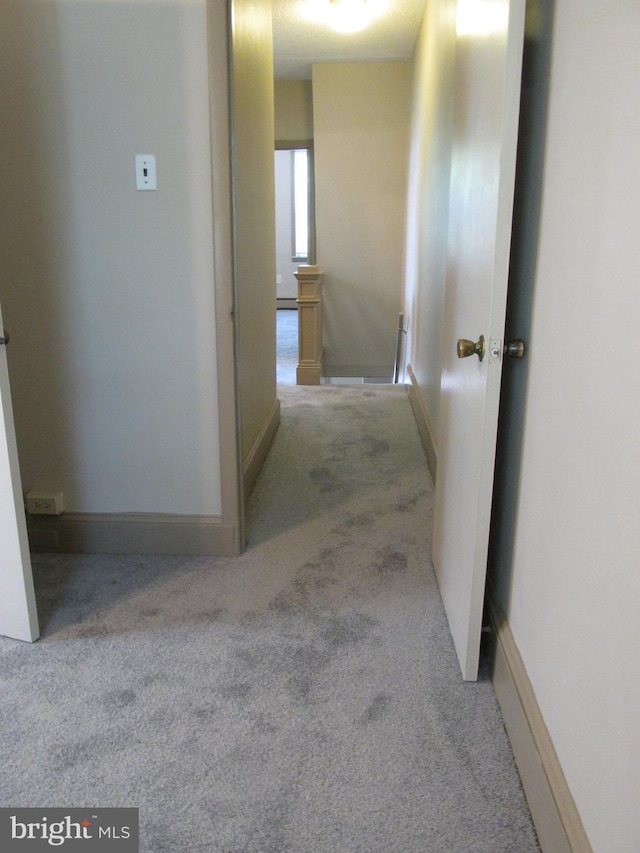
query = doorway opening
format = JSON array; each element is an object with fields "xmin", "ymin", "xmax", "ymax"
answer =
[{"xmin": 274, "ymin": 144, "xmax": 315, "ymax": 385}]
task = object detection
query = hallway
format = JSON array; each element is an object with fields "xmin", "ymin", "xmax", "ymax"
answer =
[{"xmin": 1, "ymin": 382, "xmax": 539, "ymax": 851}]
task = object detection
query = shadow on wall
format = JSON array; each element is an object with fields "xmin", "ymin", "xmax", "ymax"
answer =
[
  {"xmin": 487, "ymin": 0, "xmax": 556, "ymax": 606},
  {"xmin": 0, "ymin": 1, "xmax": 82, "ymax": 496}
]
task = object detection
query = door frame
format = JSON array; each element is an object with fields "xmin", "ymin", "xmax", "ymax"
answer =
[{"xmin": 206, "ymin": 0, "xmax": 244, "ymax": 553}]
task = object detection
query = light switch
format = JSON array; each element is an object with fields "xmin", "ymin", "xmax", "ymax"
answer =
[{"xmin": 135, "ymin": 154, "xmax": 157, "ymax": 191}]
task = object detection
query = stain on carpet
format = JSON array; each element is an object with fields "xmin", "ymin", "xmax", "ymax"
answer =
[
  {"xmin": 309, "ymin": 465, "xmax": 338, "ymax": 493},
  {"xmin": 373, "ymin": 546, "xmax": 409, "ymax": 576},
  {"xmin": 319, "ymin": 612, "xmax": 379, "ymax": 647},
  {"xmin": 360, "ymin": 693, "xmax": 392, "ymax": 725},
  {"xmin": 102, "ymin": 689, "xmax": 136, "ymax": 710}
]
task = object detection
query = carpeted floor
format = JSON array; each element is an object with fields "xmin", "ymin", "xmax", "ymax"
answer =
[
  {"xmin": 277, "ymin": 309, "xmax": 298, "ymax": 385},
  {"xmin": 0, "ymin": 383, "xmax": 540, "ymax": 852}
]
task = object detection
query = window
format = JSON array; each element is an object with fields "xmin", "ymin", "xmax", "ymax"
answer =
[{"xmin": 292, "ymin": 149, "xmax": 309, "ymax": 262}]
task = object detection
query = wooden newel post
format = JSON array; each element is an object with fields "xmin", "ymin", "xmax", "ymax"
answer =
[{"xmin": 295, "ymin": 265, "xmax": 324, "ymax": 385}]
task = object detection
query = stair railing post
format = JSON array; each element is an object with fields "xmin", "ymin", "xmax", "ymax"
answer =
[{"xmin": 295, "ymin": 265, "xmax": 324, "ymax": 385}]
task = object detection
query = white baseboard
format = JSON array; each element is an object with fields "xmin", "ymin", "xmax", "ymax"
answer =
[
  {"xmin": 322, "ymin": 363, "xmax": 394, "ymax": 380},
  {"xmin": 406, "ymin": 364, "xmax": 437, "ymax": 479},
  {"xmin": 243, "ymin": 396, "xmax": 281, "ymax": 498},
  {"xmin": 488, "ymin": 599, "xmax": 592, "ymax": 853},
  {"xmin": 27, "ymin": 512, "xmax": 237, "ymax": 556}
]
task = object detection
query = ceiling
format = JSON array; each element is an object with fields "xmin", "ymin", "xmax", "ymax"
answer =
[{"xmin": 272, "ymin": 0, "xmax": 428, "ymax": 78}]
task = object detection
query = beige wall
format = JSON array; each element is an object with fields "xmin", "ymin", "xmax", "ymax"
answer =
[
  {"xmin": 274, "ymin": 79, "xmax": 313, "ymax": 144},
  {"xmin": 403, "ymin": 0, "xmax": 456, "ymax": 450},
  {"xmin": 490, "ymin": 1, "xmax": 640, "ymax": 850},
  {"xmin": 230, "ymin": 0, "xmax": 278, "ymax": 484},
  {"xmin": 0, "ymin": 0, "xmax": 222, "ymax": 517},
  {"xmin": 313, "ymin": 62, "xmax": 412, "ymax": 377}
]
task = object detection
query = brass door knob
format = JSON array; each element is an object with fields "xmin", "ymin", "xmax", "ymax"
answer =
[
  {"xmin": 457, "ymin": 335, "xmax": 485, "ymax": 361},
  {"xmin": 505, "ymin": 339, "xmax": 525, "ymax": 358}
]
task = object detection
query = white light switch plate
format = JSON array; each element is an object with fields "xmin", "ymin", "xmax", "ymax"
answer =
[{"xmin": 135, "ymin": 154, "xmax": 157, "ymax": 191}]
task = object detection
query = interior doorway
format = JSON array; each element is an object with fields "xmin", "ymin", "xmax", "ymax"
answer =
[{"xmin": 274, "ymin": 144, "xmax": 315, "ymax": 385}]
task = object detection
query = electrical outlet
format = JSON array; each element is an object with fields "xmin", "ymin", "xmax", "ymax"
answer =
[{"xmin": 26, "ymin": 491, "xmax": 64, "ymax": 516}]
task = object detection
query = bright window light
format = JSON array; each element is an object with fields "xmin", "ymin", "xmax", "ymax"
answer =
[{"xmin": 292, "ymin": 150, "xmax": 309, "ymax": 261}]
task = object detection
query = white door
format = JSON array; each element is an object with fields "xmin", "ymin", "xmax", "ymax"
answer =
[
  {"xmin": 433, "ymin": 0, "xmax": 526, "ymax": 680},
  {"xmin": 0, "ymin": 303, "xmax": 39, "ymax": 642}
]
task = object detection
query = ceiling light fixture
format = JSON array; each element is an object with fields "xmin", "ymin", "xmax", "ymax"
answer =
[
  {"xmin": 300, "ymin": 0, "xmax": 387, "ymax": 34},
  {"xmin": 456, "ymin": 0, "xmax": 509, "ymax": 37}
]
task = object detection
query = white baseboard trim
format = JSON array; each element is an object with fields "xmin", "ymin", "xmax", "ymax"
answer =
[
  {"xmin": 406, "ymin": 364, "xmax": 437, "ymax": 479},
  {"xmin": 322, "ymin": 363, "xmax": 394, "ymax": 380},
  {"xmin": 27, "ymin": 512, "xmax": 237, "ymax": 556},
  {"xmin": 488, "ymin": 599, "xmax": 592, "ymax": 853},
  {"xmin": 243, "ymin": 396, "xmax": 281, "ymax": 498}
]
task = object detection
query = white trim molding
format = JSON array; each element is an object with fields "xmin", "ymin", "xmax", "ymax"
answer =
[
  {"xmin": 488, "ymin": 599, "xmax": 593, "ymax": 853},
  {"xmin": 27, "ymin": 513, "xmax": 237, "ymax": 556},
  {"xmin": 243, "ymin": 396, "xmax": 281, "ymax": 499},
  {"xmin": 406, "ymin": 364, "xmax": 437, "ymax": 479},
  {"xmin": 322, "ymin": 365, "xmax": 394, "ymax": 380}
]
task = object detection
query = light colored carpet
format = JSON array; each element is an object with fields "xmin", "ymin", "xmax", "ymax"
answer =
[
  {"xmin": 277, "ymin": 309, "xmax": 298, "ymax": 386},
  {"xmin": 0, "ymin": 384, "xmax": 539, "ymax": 852}
]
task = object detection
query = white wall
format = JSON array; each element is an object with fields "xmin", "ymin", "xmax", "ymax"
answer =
[
  {"xmin": 403, "ymin": 0, "xmax": 456, "ymax": 444},
  {"xmin": 313, "ymin": 62, "xmax": 412, "ymax": 377},
  {"xmin": 0, "ymin": 0, "xmax": 221, "ymax": 516},
  {"xmin": 491, "ymin": 1, "xmax": 640, "ymax": 850}
]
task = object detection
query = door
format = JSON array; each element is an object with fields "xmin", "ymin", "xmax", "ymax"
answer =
[
  {"xmin": 0, "ymin": 303, "xmax": 39, "ymax": 642},
  {"xmin": 433, "ymin": 0, "xmax": 526, "ymax": 680}
]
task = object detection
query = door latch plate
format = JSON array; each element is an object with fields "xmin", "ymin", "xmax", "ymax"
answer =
[{"xmin": 489, "ymin": 339, "xmax": 502, "ymax": 360}]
